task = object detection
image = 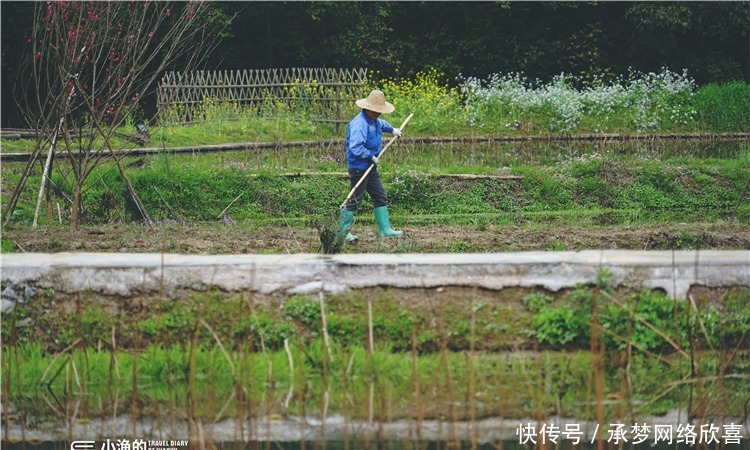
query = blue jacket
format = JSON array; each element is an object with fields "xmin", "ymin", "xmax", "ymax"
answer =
[{"xmin": 346, "ymin": 111, "xmax": 394, "ymax": 170}]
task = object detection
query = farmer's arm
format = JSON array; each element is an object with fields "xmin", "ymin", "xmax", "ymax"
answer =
[
  {"xmin": 378, "ymin": 118, "xmax": 402, "ymax": 138},
  {"xmin": 379, "ymin": 119, "xmax": 394, "ymax": 134}
]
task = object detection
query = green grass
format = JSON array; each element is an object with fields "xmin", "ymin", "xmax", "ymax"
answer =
[
  {"xmin": 4, "ymin": 142, "xmax": 747, "ymax": 227},
  {"xmin": 694, "ymin": 81, "xmax": 750, "ymax": 132},
  {"xmin": 4, "ymin": 342, "xmax": 748, "ymax": 423},
  {"xmin": 3, "ymin": 281, "xmax": 748, "ymax": 423},
  {"xmin": 2, "ymin": 72, "xmax": 748, "ymax": 154}
]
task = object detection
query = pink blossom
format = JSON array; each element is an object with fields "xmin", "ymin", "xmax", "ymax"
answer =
[{"xmin": 35, "ymin": 51, "xmax": 41, "ymax": 60}]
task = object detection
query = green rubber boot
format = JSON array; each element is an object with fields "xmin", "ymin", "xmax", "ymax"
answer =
[
  {"xmin": 339, "ymin": 209, "xmax": 358, "ymax": 241},
  {"xmin": 374, "ymin": 206, "xmax": 403, "ymax": 238}
]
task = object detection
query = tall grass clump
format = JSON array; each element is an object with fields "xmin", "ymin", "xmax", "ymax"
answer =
[
  {"xmin": 459, "ymin": 68, "xmax": 707, "ymax": 134},
  {"xmin": 694, "ymin": 81, "xmax": 750, "ymax": 132}
]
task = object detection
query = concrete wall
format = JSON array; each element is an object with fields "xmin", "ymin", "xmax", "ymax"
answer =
[{"xmin": 2, "ymin": 251, "xmax": 748, "ymax": 302}]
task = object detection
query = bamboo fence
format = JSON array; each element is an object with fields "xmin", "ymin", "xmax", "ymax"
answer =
[{"xmin": 156, "ymin": 68, "xmax": 368, "ymax": 128}]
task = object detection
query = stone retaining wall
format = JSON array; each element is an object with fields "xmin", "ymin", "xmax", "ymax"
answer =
[{"xmin": 2, "ymin": 251, "xmax": 748, "ymax": 302}]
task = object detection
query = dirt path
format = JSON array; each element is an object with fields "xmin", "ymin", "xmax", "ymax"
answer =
[{"xmin": 3, "ymin": 222, "xmax": 749, "ymax": 254}]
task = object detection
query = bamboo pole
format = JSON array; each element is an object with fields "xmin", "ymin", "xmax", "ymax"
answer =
[{"xmin": 32, "ymin": 120, "xmax": 62, "ymax": 228}]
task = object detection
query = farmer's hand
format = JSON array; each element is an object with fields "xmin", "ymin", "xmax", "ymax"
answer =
[
  {"xmin": 393, "ymin": 128, "xmax": 403, "ymax": 138},
  {"xmin": 371, "ymin": 156, "xmax": 379, "ymax": 165}
]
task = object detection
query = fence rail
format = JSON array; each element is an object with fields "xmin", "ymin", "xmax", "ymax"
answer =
[{"xmin": 156, "ymin": 68, "xmax": 368, "ymax": 128}]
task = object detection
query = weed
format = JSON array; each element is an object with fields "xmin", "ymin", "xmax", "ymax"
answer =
[
  {"xmin": 522, "ymin": 293, "xmax": 555, "ymax": 313},
  {"xmin": 284, "ymin": 296, "xmax": 322, "ymax": 326},
  {"xmin": 534, "ymin": 306, "xmax": 590, "ymax": 346},
  {"xmin": 1, "ymin": 239, "xmax": 15, "ymax": 253}
]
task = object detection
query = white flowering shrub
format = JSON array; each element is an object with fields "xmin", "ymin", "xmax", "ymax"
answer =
[{"xmin": 458, "ymin": 68, "xmax": 698, "ymax": 134}]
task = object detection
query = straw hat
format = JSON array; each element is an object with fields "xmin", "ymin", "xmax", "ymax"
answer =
[{"xmin": 355, "ymin": 90, "xmax": 395, "ymax": 114}]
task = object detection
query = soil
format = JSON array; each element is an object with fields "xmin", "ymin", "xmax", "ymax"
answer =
[{"xmin": 2, "ymin": 221, "xmax": 749, "ymax": 254}]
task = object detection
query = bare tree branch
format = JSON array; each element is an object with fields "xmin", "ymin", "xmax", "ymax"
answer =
[{"xmin": 7, "ymin": 1, "xmax": 231, "ymax": 229}]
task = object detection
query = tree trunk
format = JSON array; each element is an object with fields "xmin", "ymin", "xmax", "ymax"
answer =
[{"xmin": 70, "ymin": 186, "xmax": 82, "ymax": 231}]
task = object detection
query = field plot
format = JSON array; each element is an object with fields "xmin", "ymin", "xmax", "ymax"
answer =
[{"xmin": 2, "ymin": 138, "xmax": 749, "ymax": 253}]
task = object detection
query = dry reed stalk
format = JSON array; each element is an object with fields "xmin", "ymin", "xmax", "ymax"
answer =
[
  {"xmin": 110, "ymin": 326, "xmax": 121, "ymax": 378},
  {"xmin": 368, "ymin": 299, "xmax": 374, "ymax": 354},
  {"xmin": 514, "ymin": 351, "xmax": 538, "ymax": 414},
  {"xmin": 131, "ymin": 335, "xmax": 141, "ymax": 438},
  {"xmin": 284, "ymin": 339, "xmax": 295, "ymax": 411},
  {"xmin": 235, "ymin": 293, "xmax": 245, "ymax": 443},
  {"xmin": 590, "ymin": 283, "xmax": 604, "ymax": 450},
  {"xmin": 113, "ymin": 388, "xmax": 120, "ymax": 435},
  {"xmin": 533, "ymin": 336, "xmax": 543, "ymax": 423},
  {"xmin": 495, "ymin": 354, "xmax": 506, "ymax": 450},
  {"xmin": 411, "ymin": 327, "xmax": 423, "ymax": 443},
  {"xmin": 265, "ymin": 360, "xmax": 274, "ymax": 447},
  {"xmin": 245, "ymin": 270, "xmax": 260, "ymax": 442},
  {"xmin": 165, "ymin": 333, "xmax": 176, "ymax": 438},
  {"xmin": 469, "ymin": 292, "xmax": 478, "ymax": 450},
  {"xmin": 438, "ymin": 328, "xmax": 460, "ymax": 446},
  {"xmin": 39, "ymin": 339, "xmax": 83, "ymax": 386},
  {"xmin": 690, "ymin": 315, "xmax": 706, "ymax": 422},
  {"xmin": 715, "ymin": 332, "xmax": 747, "ymax": 420},
  {"xmin": 602, "ymin": 290, "xmax": 691, "ymax": 361},
  {"xmin": 341, "ymin": 349, "xmax": 351, "ymax": 450},
  {"xmin": 246, "ymin": 316, "xmax": 259, "ymax": 443},
  {"xmin": 155, "ymin": 250, "xmax": 174, "ymax": 437},
  {"xmin": 363, "ymin": 295, "xmax": 385, "ymax": 443},
  {"xmin": 10, "ymin": 321, "xmax": 28, "ymax": 444},
  {"xmin": 186, "ymin": 315, "xmax": 200, "ymax": 439},
  {"xmin": 634, "ymin": 373, "xmax": 693, "ymax": 414},
  {"xmin": 295, "ymin": 343, "xmax": 306, "ymax": 450},
  {"xmin": 318, "ymin": 296, "xmax": 331, "ymax": 437},
  {"xmin": 622, "ymin": 294, "xmax": 637, "ymax": 423},
  {"xmin": 2, "ymin": 340, "xmax": 11, "ymax": 442},
  {"xmin": 69, "ymin": 356, "xmax": 82, "ymax": 394},
  {"xmin": 367, "ymin": 383, "xmax": 374, "ymax": 443},
  {"xmin": 319, "ymin": 292, "xmax": 334, "ymax": 363},
  {"xmin": 595, "ymin": 325, "xmax": 673, "ymax": 366},
  {"xmin": 200, "ymin": 318, "xmax": 237, "ymax": 378},
  {"xmin": 214, "ymin": 392, "xmax": 236, "ymax": 424},
  {"xmin": 666, "ymin": 374, "xmax": 750, "ymax": 386},
  {"xmin": 688, "ymin": 295, "xmax": 716, "ymax": 352}
]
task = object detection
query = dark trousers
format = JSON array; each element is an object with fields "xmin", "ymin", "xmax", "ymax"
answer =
[{"xmin": 344, "ymin": 167, "xmax": 388, "ymax": 212}]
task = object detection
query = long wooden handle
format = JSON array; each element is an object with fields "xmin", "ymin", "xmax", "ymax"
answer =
[{"xmin": 340, "ymin": 113, "xmax": 414, "ymax": 209}]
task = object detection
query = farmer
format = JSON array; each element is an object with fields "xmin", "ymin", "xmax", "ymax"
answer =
[{"xmin": 340, "ymin": 89, "xmax": 403, "ymax": 241}]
